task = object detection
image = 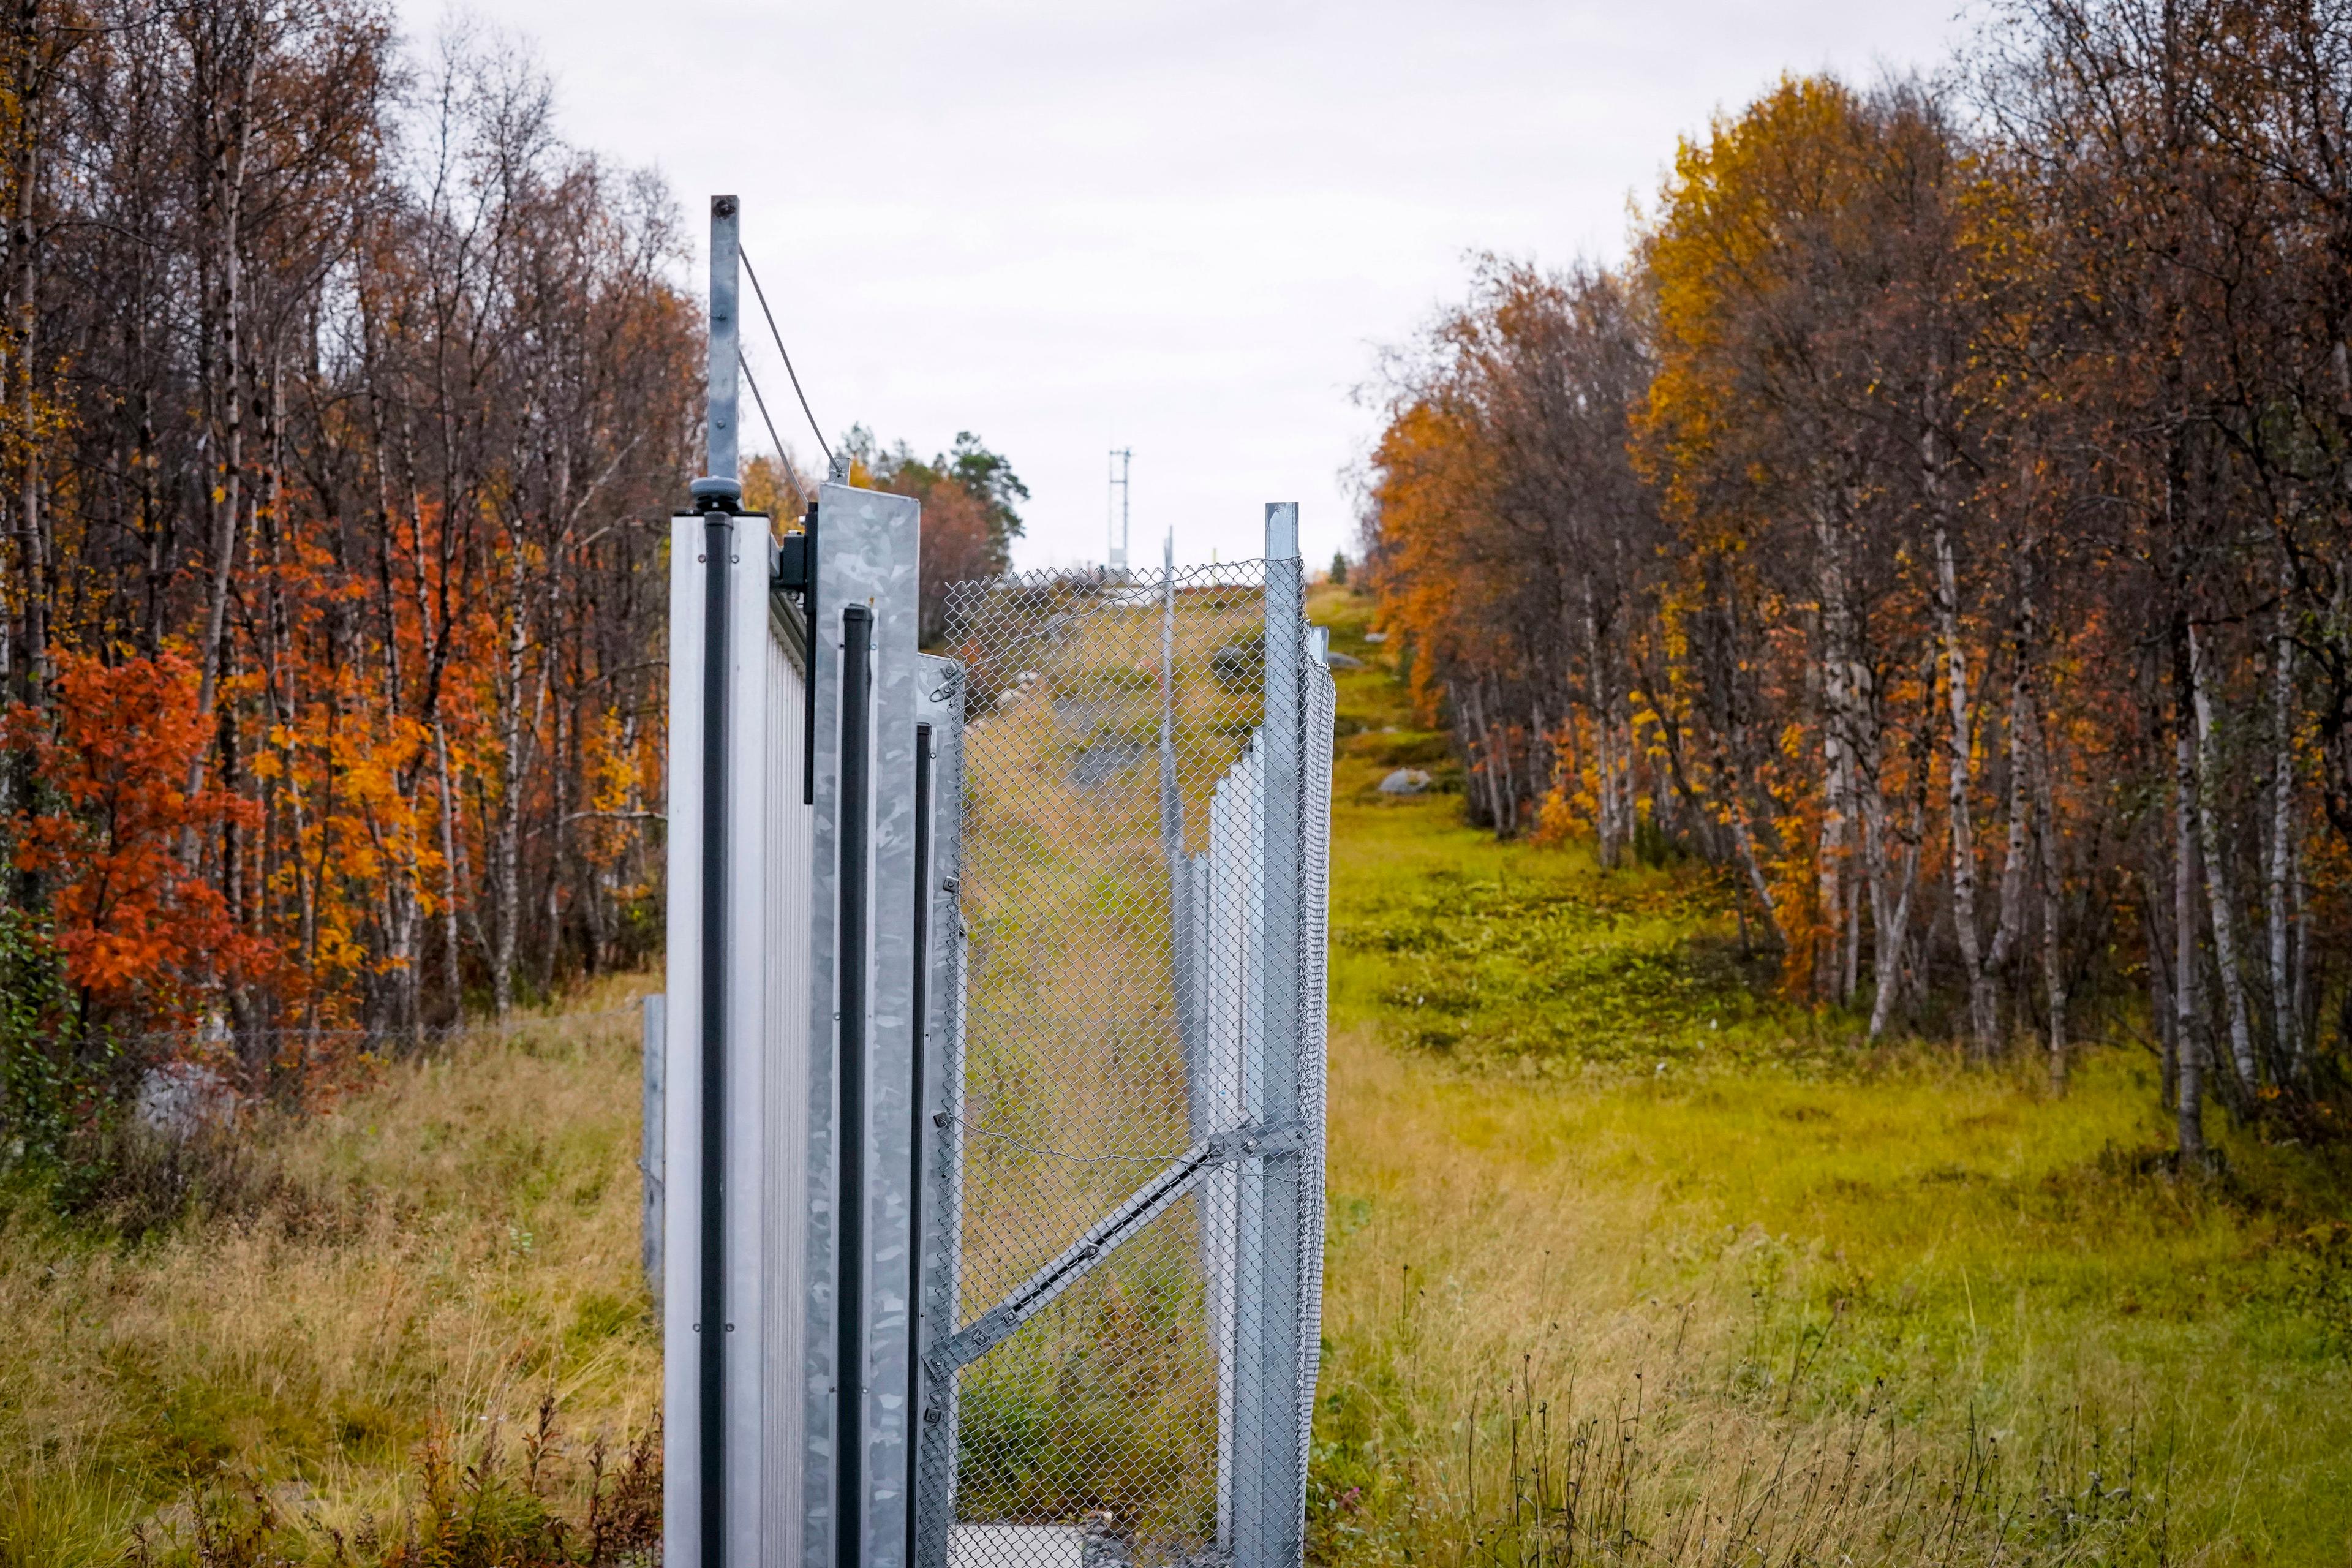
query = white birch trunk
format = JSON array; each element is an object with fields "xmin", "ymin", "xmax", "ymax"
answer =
[
  {"xmin": 435, "ymin": 720, "xmax": 466, "ymax": 1023},
  {"xmin": 1981, "ymin": 548, "xmax": 2042, "ymax": 1065},
  {"xmin": 1935, "ymin": 528, "xmax": 1996, "ymax": 1054},
  {"xmin": 2174, "ymin": 718, "xmax": 2205, "ymax": 1160},
  {"xmin": 1866, "ymin": 785, "xmax": 1924, "ymax": 1042},
  {"xmin": 2266, "ymin": 571, "xmax": 2299, "ymax": 1077},
  {"xmin": 2188, "ymin": 626, "xmax": 2258, "ymax": 1089},
  {"xmin": 1815, "ymin": 514, "xmax": 1851, "ymax": 1004},
  {"xmin": 491, "ymin": 546, "xmax": 535, "ymax": 1017},
  {"xmin": 189, "ymin": 48, "xmax": 257, "ymax": 785}
]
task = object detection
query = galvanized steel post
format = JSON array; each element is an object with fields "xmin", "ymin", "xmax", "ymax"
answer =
[
  {"xmin": 1236, "ymin": 502, "xmax": 1307, "ymax": 1567},
  {"xmin": 802, "ymin": 482, "xmax": 925, "ymax": 1568},
  {"xmin": 911, "ymin": 655, "xmax": 967, "ymax": 1568},
  {"xmin": 707, "ymin": 195, "xmax": 739, "ymax": 481}
]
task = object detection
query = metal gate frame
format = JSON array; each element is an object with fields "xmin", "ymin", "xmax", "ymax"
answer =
[
  {"xmin": 666, "ymin": 472, "xmax": 951, "ymax": 1568},
  {"xmin": 662, "ymin": 192, "xmax": 1327, "ymax": 1568}
]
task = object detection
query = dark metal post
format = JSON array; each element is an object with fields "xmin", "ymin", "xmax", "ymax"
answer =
[
  {"xmin": 688, "ymin": 191, "xmax": 741, "ymax": 1568},
  {"xmin": 836, "ymin": 603, "xmax": 875, "ymax": 1568},
  {"xmin": 697, "ymin": 499, "xmax": 733, "ymax": 1568},
  {"xmin": 804, "ymin": 502, "xmax": 821, "ymax": 804}
]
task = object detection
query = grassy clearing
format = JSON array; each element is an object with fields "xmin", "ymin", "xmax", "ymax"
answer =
[
  {"xmin": 1308, "ymin": 581, "xmax": 2352, "ymax": 1565},
  {"xmin": 3, "ymin": 585, "xmax": 2348, "ymax": 1565}
]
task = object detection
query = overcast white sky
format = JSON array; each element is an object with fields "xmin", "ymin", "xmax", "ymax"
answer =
[{"xmin": 399, "ymin": 0, "xmax": 1972, "ymax": 570}]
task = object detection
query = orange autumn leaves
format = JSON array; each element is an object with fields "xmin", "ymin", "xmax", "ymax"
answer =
[
  {"xmin": 0, "ymin": 10, "xmax": 696, "ymax": 1056},
  {"xmin": 7, "ymin": 654, "xmax": 276, "ymax": 1022}
]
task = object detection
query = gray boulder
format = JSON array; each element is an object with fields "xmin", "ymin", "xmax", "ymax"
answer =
[{"xmin": 137, "ymin": 1059, "xmax": 238, "ymax": 1139}]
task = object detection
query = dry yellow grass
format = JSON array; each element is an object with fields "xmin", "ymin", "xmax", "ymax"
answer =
[{"xmin": 0, "ymin": 982, "xmax": 658, "ymax": 1566}]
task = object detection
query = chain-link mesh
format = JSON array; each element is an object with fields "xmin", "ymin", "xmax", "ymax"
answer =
[{"xmin": 919, "ymin": 562, "xmax": 1331, "ymax": 1568}]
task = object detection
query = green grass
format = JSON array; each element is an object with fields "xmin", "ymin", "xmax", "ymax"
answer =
[
  {"xmin": 1331, "ymin": 846, "xmax": 1777, "ymax": 1069},
  {"xmin": 1, "ymin": 584, "xmax": 2346, "ymax": 1565},
  {"xmin": 1307, "ymin": 580, "xmax": 2352, "ymax": 1565}
]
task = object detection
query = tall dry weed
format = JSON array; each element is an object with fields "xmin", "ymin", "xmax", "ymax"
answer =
[{"xmin": 124, "ymin": 1396, "xmax": 659, "ymax": 1568}]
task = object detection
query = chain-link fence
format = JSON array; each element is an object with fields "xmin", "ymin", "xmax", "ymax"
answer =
[{"xmin": 914, "ymin": 554, "xmax": 1333, "ymax": 1568}]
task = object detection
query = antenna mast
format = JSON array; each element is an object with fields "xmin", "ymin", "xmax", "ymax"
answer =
[{"xmin": 1107, "ymin": 447, "xmax": 1132, "ymax": 573}]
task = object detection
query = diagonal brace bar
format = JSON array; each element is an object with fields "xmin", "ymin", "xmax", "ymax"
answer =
[{"xmin": 929, "ymin": 1120, "xmax": 1299, "ymax": 1376}]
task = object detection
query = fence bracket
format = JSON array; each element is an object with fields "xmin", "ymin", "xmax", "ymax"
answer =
[{"xmin": 925, "ymin": 1118, "xmax": 1300, "ymax": 1379}]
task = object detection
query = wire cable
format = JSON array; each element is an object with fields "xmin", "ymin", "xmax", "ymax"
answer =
[
  {"xmin": 737, "ymin": 350, "xmax": 810, "ymax": 509},
  {"xmin": 739, "ymin": 244, "xmax": 833, "ymax": 466}
]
